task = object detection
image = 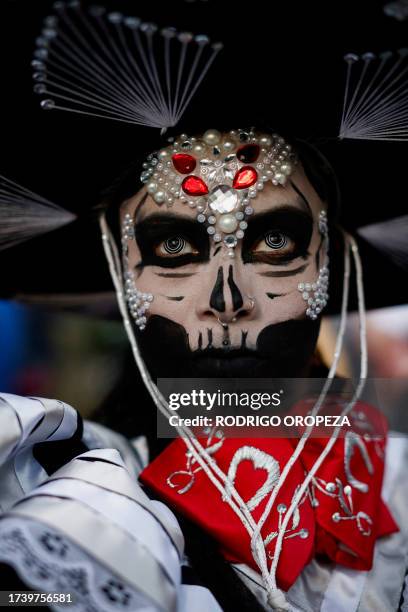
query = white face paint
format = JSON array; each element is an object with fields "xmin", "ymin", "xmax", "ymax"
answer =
[{"xmin": 121, "ymin": 163, "xmax": 328, "ymax": 354}]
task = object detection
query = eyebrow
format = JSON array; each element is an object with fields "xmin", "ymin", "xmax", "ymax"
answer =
[
  {"xmin": 134, "ymin": 196, "xmax": 312, "ymax": 227},
  {"xmin": 244, "ymin": 204, "xmax": 313, "ymax": 232},
  {"xmin": 135, "ymin": 211, "xmax": 203, "ymax": 227}
]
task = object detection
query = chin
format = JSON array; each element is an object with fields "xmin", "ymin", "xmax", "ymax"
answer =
[{"xmin": 137, "ymin": 315, "xmax": 321, "ymax": 379}]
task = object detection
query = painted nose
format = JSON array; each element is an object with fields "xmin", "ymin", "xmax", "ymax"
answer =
[{"xmin": 201, "ymin": 264, "xmax": 255, "ymax": 324}]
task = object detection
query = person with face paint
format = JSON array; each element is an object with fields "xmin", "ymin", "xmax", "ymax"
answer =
[
  {"xmin": 0, "ymin": 2, "xmax": 408, "ymax": 611},
  {"xmin": 114, "ymin": 130, "xmax": 328, "ymax": 381}
]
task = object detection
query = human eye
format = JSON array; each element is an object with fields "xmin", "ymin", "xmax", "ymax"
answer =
[
  {"xmin": 155, "ymin": 235, "xmax": 197, "ymax": 258},
  {"xmin": 242, "ymin": 208, "xmax": 313, "ymax": 265},
  {"xmin": 246, "ymin": 228, "xmax": 302, "ymax": 264},
  {"xmin": 254, "ymin": 230, "xmax": 297, "ymax": 257},
  {"xmin": 135, "ymin": 214, "xmax": 210, "ymax": 268}
]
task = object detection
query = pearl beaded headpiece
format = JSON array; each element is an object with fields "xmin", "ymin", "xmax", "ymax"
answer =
[{"xmin": 141, "ymin": 128, "xmax": 297, "ymax": 255}]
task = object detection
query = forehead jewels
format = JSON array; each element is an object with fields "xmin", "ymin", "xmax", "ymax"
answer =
[{"xmin": 141, "ymin": 129, "xmax": 297, "ymax": 256}]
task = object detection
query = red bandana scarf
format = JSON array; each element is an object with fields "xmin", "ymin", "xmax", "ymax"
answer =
[{"xmin": 140, "ymin": 402, "xmax": 398, "ymax": 591}]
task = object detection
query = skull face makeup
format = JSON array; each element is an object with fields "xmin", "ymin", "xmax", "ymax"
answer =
[{"xmin": 120, "ymin": 131, "xmax": 330, "ymax": 378}]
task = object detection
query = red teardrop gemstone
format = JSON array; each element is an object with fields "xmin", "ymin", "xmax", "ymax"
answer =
[
  {"xmin": 182, "ymin": 175, "xmax": 209, "ymax": 196},
  {"xmin": 236, "ymin": 144, "xmax": 260, "ymax": 163},
  {"xmin": 172, "ymin": 153, "xmax": 197, "ymax": 174},
  {"xmin": 233, "ymin": 166, "xmax": 258, "ymax": 189}
]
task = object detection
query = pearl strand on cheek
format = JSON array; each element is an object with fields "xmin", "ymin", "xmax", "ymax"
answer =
[
  {"xmin": 298, "ymin": 210, "xmax": 330, "ymax": 320},
  {"xmin": 122, "ymin": 213, "xmax": 153, "ymax": 331}
]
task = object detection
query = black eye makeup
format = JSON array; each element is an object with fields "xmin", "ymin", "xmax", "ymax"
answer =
[
  {"xmin": 135, "ymin": 214, "xmax": 210, "ymax": 268},
  {"xmin": 242, "ymin": 207, "xmax": 314, "ymax": 265}
]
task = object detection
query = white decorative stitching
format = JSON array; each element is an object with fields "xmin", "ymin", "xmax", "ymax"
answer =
[
  {"xmin": 225, "ymin": 446, "xmax": 280, "ymax": 512},
  {"xmin": 344, "ymin": 431, "xmax": 374, "ymax": 493}
]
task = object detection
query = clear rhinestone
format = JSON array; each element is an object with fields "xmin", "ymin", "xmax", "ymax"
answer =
[
  {"xmin": 140, "ymin": 170, "xmax": 151, "ymax": 183},
  {"xmin": 208, "ymin": 185, "xmax": 238, "ymax": 214},
  {"xmin": 224, "ymin": 235, "xmax": 237, "ymax": 248},
  {"xmin": 224, "ymin": 154, "xmax": 236, "ymax": 163}
]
